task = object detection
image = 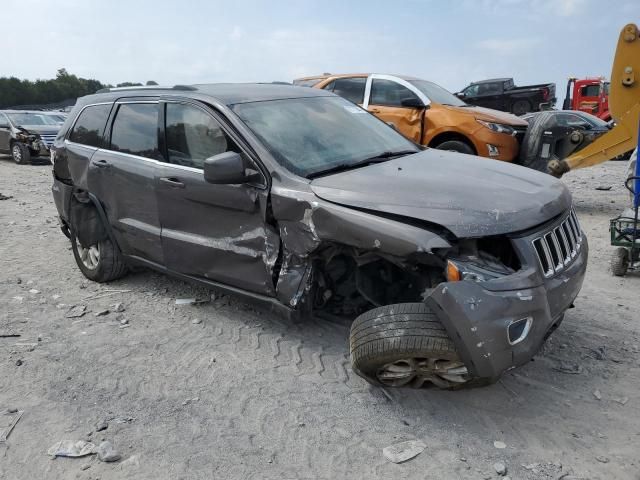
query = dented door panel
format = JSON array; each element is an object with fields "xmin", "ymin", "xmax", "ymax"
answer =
[
  {"xmin": 156, "ymin": 165, "xmax": 278, "ymax": 296},
  {"xmin": 368, "ymin": 105, "xmax": 424, "ymax": 143}
]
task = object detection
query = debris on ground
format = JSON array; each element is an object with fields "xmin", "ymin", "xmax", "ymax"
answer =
[
  {"xmin": 0, "ymin": 193, "xmax": 13, "ymax": 200},
  {"xmin": 593, "ymin": 389, "xmax": 602, "ymax": 400},
  {"xmin": 614, "ymin": 396, "xmax": 629, "ymax": 405},
  {"xmin": 176, "ymin": 298, "xmax": 210, "ymax": 306},
  {"xmin": 0, "ymin": 409, "xmax": 23, "ymax": 441},
  {"xmin": 595, "ymin": 455, "xmax": 610, "ymax": 463},
  {"xmin": 191, "ymin": 318, "xmax": 202, "ymax": 324},
  {"xmin": 112, "ymin": 302, "xmax": 125, "ymax": 313},
  {"xmin": 553, "ymin": 362, "xmax": 583, "ymax": 374},
  {"xmin": 47, "ymin": 440, "xmax": 96, "ymax": 458},
  {"xmin": 0, "ymin": 333, "xmax": 20, "ymax": 338},
  {"xmin": 382, "ymin": 440, "xmax": 426, "ymax": 463},
  {"xmin": 66, "ymin": 305, "xmax": 87, "ymax": 318},
  {"xmin": 15, "ymin": 359, "xmax": 23, "ymax": 366},
  {"xmin": 494, "ymin": 461, "xmax": 507, "ymax": 476},
  {"xmin": 493, "ymin": 441, "xmax": 507, "ymax": 449},
  {"xmin": 96, "ymin": 440, "xmax": 121, "ymax": 462},
  {"xmin": 94, "ymin": 309, "xmax": 110, "ymax": 317},
  {"xmin": 595, "ymin": 185, "xmax": 612, "ymax": 191},
  {"xmin": 83, "ymin": 289, "xmax": 132, "ymax": 301},
  {"xmin": 95, "ymin": 419, "xmax": 108, "ymax": 432},
  {"xmin": 182, "ymin": 397, "xmax": 200, "ymax": 406}
]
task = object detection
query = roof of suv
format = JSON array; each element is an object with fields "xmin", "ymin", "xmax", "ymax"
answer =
[{"xmin": 85, "ymin": 83, "xmax": 333, "ymax": 106}]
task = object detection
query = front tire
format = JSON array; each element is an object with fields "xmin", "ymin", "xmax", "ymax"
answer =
[
  {"xmin": 71, "ymin": 234, "xmax": 128, "ymax": 282},
  {"xmin": 434, "ymin": 140, "xmax": 475, "ymax": 155},
  {"xmin": 349, "ymin": 303, "xmax": 471, "ymax": 389},
  {"xmin": 611, "ymin": 247, "xmax": 630, "ymax": 277},
  {"xmin": 11, "ymin": 142, "xmax": 31, "ymax": 165}
]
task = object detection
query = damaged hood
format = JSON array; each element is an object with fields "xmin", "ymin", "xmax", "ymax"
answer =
[
  {"xmin": 17, "ymin": 125, "xmax": 59, "ymax": 136},
  {"xmin": 310, "ymin": 150, "xmax": 572, "ymax": 238}
]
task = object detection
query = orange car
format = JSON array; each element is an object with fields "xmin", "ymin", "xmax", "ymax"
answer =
[{"xmin": 293, "ymin": 73, "xmax": 528, "ymax": 161}]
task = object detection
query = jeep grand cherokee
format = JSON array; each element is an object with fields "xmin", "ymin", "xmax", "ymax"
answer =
[{"xmin": 51, "ymin": 84, "xmax": 588, "ymax": 389}]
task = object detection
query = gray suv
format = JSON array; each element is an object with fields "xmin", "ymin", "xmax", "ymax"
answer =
[
  {"xmin": 51, "ymin": 84, "xmax": 588, "ymax": 389},
  {"xmin": 0, "ymin": 110, "xmax": 61, "ymax": 163}
]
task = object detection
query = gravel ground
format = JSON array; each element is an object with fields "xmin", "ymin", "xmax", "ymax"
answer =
[{"xmin": 1, "ymin": 156, "xmax": 639, "ymax": 480}]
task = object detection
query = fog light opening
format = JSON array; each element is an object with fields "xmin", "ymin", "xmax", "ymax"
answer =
[
  {"xmin": 487, "ymin": 144, "xmax": 500, "ymax": 157},
  {"xmin": 507, "ymin": 316, "xmax": 532, "ymax": 345}
]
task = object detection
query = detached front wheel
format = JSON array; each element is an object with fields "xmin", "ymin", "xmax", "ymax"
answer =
[{"xmin": 349, "ymin": 303, "xmax": 471, "ymax": 389}]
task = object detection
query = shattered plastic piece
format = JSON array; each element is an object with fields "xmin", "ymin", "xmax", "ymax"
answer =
[
  {"xmin": 493, "ymin": 441, "xmax": 507, "ymax": 449},
  {"xmin": 553, "ymin": 362, "xmax": 583, "ymax": 374},
  {"xmin": 175, "ymin": 298, "xmax": 197, "ymax": 305},
  {"xmin": 0, "ymin": 409, "xmax": 23, "ymax": 442},
  {"xmin": 614, "ymin": 396, "xmax": 629, "ymax": 405},
  {"xmin": 593, "ymin": 389, "xmax": 602, "ymax": 400},
  {"xmin": 382, "ymin": 440, "xmax": 426, "ymax": 463},
  {"xmin": 66, "ymin": 305, "xmax": 87, "ymax": 318},
  {"xmin": 47, "ymin": 440, "xmax": 96, "ymax": 457}
]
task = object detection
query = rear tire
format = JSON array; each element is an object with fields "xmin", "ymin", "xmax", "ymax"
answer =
[
  {"xmin": 349, "ymin": 303, "xmax": 473, "ymax": 389},
  {"xmin": 434, "ymin": 140, "xmax": 475, "ymax": 155},
  {"xmin": 512, "ymin": 100, "xmax": 531, "ymax": 116},
  {"xmin": 611, "ymin": 247, "xmax": 630, "ymax": 277},
  {"xmin": 71, "ymin": 233, "xmax": 128, "ymax": 283},
  {"xmin": 11, "ymin": 142, "xmax": 31, "ymax": 165}
]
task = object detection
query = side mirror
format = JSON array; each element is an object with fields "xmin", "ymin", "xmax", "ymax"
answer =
[
  {"xmin": 203, "ymin": 151, "xmax": 247, "ymax": 184},
  {"xmin": 400, "ymin": 97, "xmax": 425, "ymax": 108},
  {"xmin": 455, "ymin": 92, "xmax": 466, "ymax": 98}
]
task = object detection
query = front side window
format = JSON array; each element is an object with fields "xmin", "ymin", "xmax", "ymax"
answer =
[
  {"xmin": 370, "ymin": 79, "xmax": 421, "ymax": 108},
  {"xmin": 69, "ymin": 104, "xmax": 111, "ymax": 147},
  {"xmin": 110, "ymin": 103, "xmax": 161, "ymax": 160},
  {"xmin": 580, "ymin": 84, "xmax": 600, "ymax": 97},
  {"xmin": 165, "ymin": 103, "xmax": 237, "ymax": 169},
  {"xmin": 464, "ymin": 84, "xmax": 479, "ymax": 97},
  {"xmin": 232, "ymin": 96, "xmax": 418, "ymax": 178}
]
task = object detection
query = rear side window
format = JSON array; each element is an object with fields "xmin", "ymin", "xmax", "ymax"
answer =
[
  {"xmin": 69, "ymin": 104, "xmax": 111, "ymax": 147},
  {"xmin": 370, "ymin": 79, "xmax": 420, "ymax": 107},
  {"xmin": 110, "ymin": 103, "xmax": 161, "ymax": 160},
  {"xmin": 165, "ymin": 103, "xmax": 239, "ymax": 169},
  {"xmin": 330, "ymin": 78, "xmax": 366, "ymax": 104}
]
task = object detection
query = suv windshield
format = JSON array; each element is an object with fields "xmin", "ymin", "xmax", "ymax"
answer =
[
  {"xmin": 6, "ymin": 112, "xmax": 59, "ymax": 126},
  {"xmin": 232, "ymin": 96, "xmax": 418, "ymax": 178},
  {"xmin": 408, "ymin": 80, "xmax": 467, "ymax": 107}
]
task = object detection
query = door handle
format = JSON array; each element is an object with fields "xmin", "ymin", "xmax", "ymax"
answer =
[
  {"xmin": 160, "ymin": 177, "xmax": 185, "ymax": 188},
  {"xmin": 92, "ymin": 159, "xmax": 110, "ymax": 168}
]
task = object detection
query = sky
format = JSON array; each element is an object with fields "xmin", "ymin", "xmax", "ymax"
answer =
[{"xmin": 2, "ymin": 0, "xmax": 638, "ymax": 103}]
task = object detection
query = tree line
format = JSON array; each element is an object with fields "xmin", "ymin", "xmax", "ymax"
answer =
[{"xmin": 0, "ymin": 69, "xmax": 158, "ymax": 109}]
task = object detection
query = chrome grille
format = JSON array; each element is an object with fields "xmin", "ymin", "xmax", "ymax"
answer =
[
  {"xmin": 532, "ymin": 209, "xmax": 582, "ymax": 277},
  {"xmin": 38, "ymin": 134, "xmax": 57, "ymax": 148}
]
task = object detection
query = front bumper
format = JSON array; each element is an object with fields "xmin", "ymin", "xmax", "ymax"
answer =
[
  {"xmin": 426, "ymin": 232, "xmax": 588, "ymax": 380},
  {"xmin": 470, "ymin": 127, "xmax": 520, "ymax": 162}
]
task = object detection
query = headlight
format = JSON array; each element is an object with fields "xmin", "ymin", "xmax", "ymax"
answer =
[
  {"xmin": 476, "ymin": 119, "xmax": 515, "ymax": 135},
  {"xmin": 446, "ymin": 258, "xmax": 511, "ymax": 283}
]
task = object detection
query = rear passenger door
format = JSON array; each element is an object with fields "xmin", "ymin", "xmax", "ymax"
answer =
[
  {"xmin": 155, "ymin": 100, "xmax": 278, "ymax": 296},
  {"xmin": 364, "ymin": 76, "xmax": 426, "ymax": 143},
  {"xmin": 87, "ymin": 100, "xmax": 165, "ymax": 265}
]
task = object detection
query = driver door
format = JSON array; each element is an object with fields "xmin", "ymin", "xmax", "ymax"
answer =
[
  {"xmin": 155, "ymin": 100, "xmax": 278, "ymax": 296},
  {"xmin": 364, "ymin": 77, "xmax": 425, "ymax": 143}
]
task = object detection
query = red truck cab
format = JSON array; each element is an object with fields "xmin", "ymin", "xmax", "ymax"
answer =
[{"xmin": 563, "ymin": 77, "xmax": 611, "ymax": 121}]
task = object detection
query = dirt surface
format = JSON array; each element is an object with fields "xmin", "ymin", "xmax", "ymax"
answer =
[{"xmin": 1, "ymin": 156, "xmax": 639, "ymax": 480}]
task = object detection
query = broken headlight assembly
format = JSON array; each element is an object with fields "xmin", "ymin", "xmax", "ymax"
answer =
[
  {"xmin": 445, "ymin": 257, "xmax": 515, "ymax": 283},
  {"xmin": 476, "ymin": 119, "xmax": 515, "ymax": 136}
]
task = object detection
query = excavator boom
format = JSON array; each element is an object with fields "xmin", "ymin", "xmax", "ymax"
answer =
[{"xmin": 549, "ymin": 23, "xmax": 640, "ymax": 176}]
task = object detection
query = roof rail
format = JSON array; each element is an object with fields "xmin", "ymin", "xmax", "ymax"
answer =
[{"xmin": 95, "ymin": 85, "xmax": 197, "ymax": 94}]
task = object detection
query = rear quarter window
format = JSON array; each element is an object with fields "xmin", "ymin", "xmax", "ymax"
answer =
[{"xmin": 68, "ymin": 104, "xmax": 112, "ymax": 147}]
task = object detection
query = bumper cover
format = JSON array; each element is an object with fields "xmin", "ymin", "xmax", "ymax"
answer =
[{"xmin": 426, "ymin": 236, "xmax": 588, "ymax": 379}]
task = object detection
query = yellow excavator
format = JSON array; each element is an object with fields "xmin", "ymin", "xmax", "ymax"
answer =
[{"xmin": 545, "ymin": 23, "xmax": 639, "ymax": 177}]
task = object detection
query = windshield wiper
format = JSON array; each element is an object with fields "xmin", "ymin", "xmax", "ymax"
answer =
[{"xmin": 307, "ymin": 149, "xmax": 418, "ymax": 179}]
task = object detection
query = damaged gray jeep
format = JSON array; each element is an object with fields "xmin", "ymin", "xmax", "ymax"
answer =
[{"xmin": 51, "ymin": 84, "xmax": 588, "ymax": 389}]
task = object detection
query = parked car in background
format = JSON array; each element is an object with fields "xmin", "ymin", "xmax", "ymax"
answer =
[
  {"xmin": 456, "ymin": 78, "xmax": 556, "ymax": 116},
  {"xmin": 44, "ymin": 111, "xmax": 68, "ymax": 125},
  {"xmin": 295, "ymin": 73, "xmax": 528, "ymax": 161},
  {"xmin": 0, "ymin": 110, "xmax": 60, "ymax": 164},
  {"xmin": 51, "ymin": 84, "xmax": 587, "ymax": 390},
  {"xmin": 518, "ymin": 110, "xmax": 611, "ymax": 172}
]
